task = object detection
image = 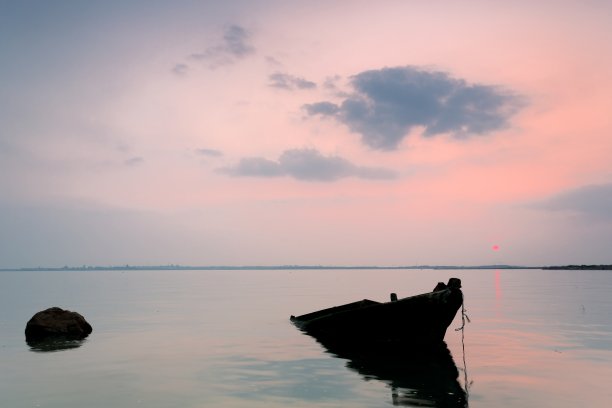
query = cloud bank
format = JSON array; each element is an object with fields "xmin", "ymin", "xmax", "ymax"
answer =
[
  {"xmin": 538, "ymin": 183, "xmax": 612, "ymax": 221},
  {"xmin": 304, "ymin": 66, "xmax": 523, "ymax": 150},
  {"xmin": 219, "ymin": 148, "xmax": 396, "ymax": 182}
]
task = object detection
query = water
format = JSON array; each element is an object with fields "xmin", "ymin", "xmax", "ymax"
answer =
[{"xmin": 1, "ymin": 268, "xmax": 611, "ymax": 407}]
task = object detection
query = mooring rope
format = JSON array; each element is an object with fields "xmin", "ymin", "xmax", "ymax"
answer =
[{"xmin": 455, "ymin": 300, "xmax": 471, "ymax": 405}]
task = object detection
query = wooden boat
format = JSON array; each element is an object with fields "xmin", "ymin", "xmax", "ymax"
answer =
[{"xmin": 290, "ymin": 278, "xmax": 463, "ymax": 348}]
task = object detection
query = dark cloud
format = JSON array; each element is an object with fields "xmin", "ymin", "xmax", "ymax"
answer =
[
  {"xmin": 303, "ymin": 66, "xmax": 523, "ymax": 150},
  {"xmin": 269, "ymin": 72, "xmax": 316, "ymax": 90},
  {"xmin": 196, "ymin": 148, "xmax": 223, "ymax": 157},
  {"xmin": 304, "ymin": 102, "xmax": 340, "ymax": 115},
  {"xmin": 189, "ymin": 25, "xmax": 255, "ymax": 69},
  {"xmin": 538, "ymin": 183, "xmax": 612, "ymax": 221},
  {"xmin": 219, "ymin": 148, "xmax": 396, "ymax": 182}
]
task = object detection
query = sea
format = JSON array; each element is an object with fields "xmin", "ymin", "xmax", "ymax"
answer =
[{"xmin": 1, "ymin": 268, "xmax": 611, "ymax": 408}]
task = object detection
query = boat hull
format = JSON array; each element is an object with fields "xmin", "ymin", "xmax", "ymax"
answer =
[{"xmin": 291, "ymin": 279, "xmax": 463, "ymax": 348}]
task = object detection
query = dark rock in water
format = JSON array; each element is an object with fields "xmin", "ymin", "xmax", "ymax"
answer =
[{"xmin": 25, "ymin": 307, "xmax": 92, "ymax": 342}]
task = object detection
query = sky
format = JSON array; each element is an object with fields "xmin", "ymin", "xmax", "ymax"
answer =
[{"xmin": 1, "ymin": 0, "xmax": 611, "ymax": 268}]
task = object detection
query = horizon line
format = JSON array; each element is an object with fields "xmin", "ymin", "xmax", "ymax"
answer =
[{"xmin": 4, "ymin": 263, "xmax": 610, "ymax": 272}]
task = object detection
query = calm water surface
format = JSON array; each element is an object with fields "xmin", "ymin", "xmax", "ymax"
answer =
[{"xmin": 1, "ymin": 269, "xmax": 611, "ymax": 407}]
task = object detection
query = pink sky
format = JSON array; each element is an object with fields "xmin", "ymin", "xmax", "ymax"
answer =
[{"xmin": 1, "ymin": 1, "xmax": 611, "ymax": 267}]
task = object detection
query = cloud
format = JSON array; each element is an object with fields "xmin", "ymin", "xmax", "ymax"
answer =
[
  {"xmin": 304, "ymin": 66, "xmax": 523, "ymax": 150},
  {"xmin": 172, "ymin": 63, "xmax": 189, "ymax": 76},
  {"xmin": 323, "ymin": 75, "xmax": 342, "ymax": 90},
  {"xmin": 196, "ymin": 148, "xmax": 223, "ymax": 157},
  {"xmin": 322, "ymin": 75, "xmax": 348, "ymax": 97},
  {"xmin": 222, "ymin": 25, "xmax": 255, "ymax": 57},
  {"xmin": 269, "ymin": 72, "xmax": 317, "ymax": 90},
  {"xmin": 222, "ymin": 157, "xmax": 285, "ymax": 178},
  {"xmin": 265, "ymin": 56, "xmax": 283, "ymax": 67},
  {"xmin": 124, "ymin": 156, "xmax": 144, "ymax": 166},
  {"xmin": 219, "ymin": 148, "xmax": 396, "ymax": 182},
  {"xmin": 304, "ymin": 101, "xmax": 340, "ymax": 115},
  {"xmin": 537, "ymin": 183, "xmax": 612, "ymax": 221},
  {"xmin": 189, "ymin": 25, "xmax": 255, "ymax": 69}
]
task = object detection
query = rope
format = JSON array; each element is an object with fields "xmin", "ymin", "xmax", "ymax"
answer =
[
  {"xmin": 455, "ymin": 300, "xmax": 471, "ymax": 331},
  {"xmin": 455, "ymin": 300, "xmax": 471, "ymax": 406}
]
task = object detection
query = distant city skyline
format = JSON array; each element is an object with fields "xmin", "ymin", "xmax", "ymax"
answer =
[{"xmin": 1, "ymin": 1, "xmax": 611, "ymax": 268}]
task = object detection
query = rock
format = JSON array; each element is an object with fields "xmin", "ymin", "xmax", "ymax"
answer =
[{"xmin": 25, "ymin": 307, "xmax": 92, "ymax": 341}]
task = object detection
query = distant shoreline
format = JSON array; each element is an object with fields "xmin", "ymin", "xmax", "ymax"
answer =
[
  {"xmin": 0, "ymin": 264, "xmax": 551, "ymax": 271},
  {"xmin": 542, "ymin": 265, "xmax": 612, "ymax": 270},
  {"xmin": 1, "ymin": 264, "xmax": 610, "ymax": 272}
]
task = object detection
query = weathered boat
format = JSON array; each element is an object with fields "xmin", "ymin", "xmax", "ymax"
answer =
[{"xmin": 290, "ymin": 278, "xmax": 463, "ymax": 348}]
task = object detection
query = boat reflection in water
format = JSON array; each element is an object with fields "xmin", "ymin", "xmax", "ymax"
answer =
[
  {"xmin": 290, "ymin": 278, "xmax": 468, "ymax": 407},
  {"xmin": 319, "ymin": 339, "xmax": 468, "ymax": 407}
]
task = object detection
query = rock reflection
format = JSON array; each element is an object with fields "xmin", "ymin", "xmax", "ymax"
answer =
[
  {"xmin": 26, "ymin": 336, "xmax": 86, "ymax": 352},
  {"xmin": 318, "ymin": 339, "xmax": 468, "ymax": 407}
]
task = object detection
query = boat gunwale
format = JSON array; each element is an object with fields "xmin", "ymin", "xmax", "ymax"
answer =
[{"xmin": 291, "ymin": 286, "xmax": 461, "ymax": 325}]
